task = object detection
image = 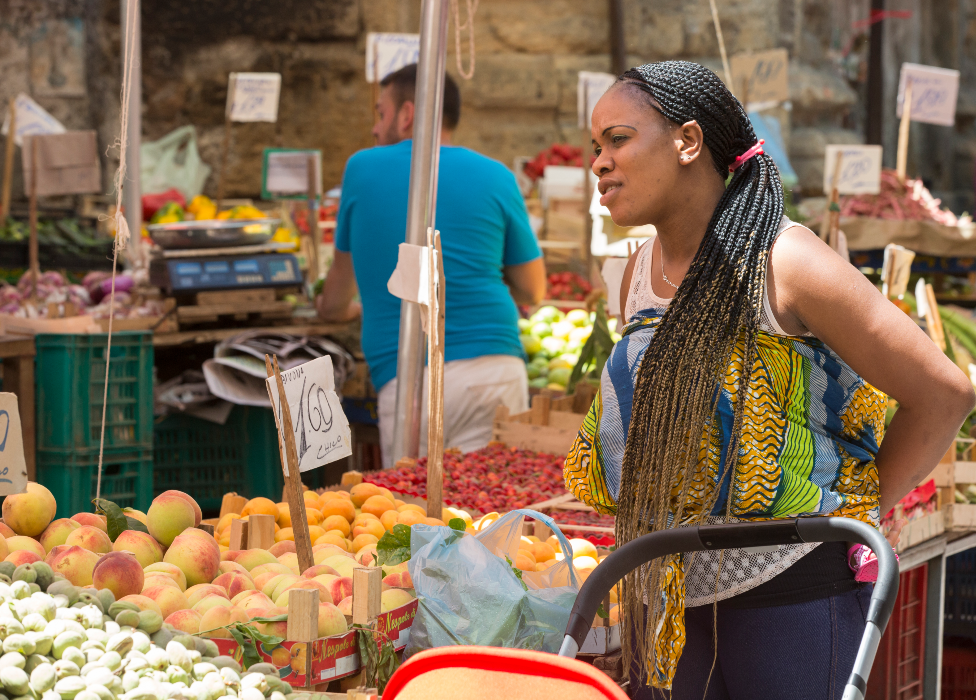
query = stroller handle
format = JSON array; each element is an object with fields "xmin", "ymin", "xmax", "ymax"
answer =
[{"xmin": 557, "ymin": 517, "xmax": 897, "ymax": 700}]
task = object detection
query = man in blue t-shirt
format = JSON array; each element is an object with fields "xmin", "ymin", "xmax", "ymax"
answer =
[{"xmin": 317, "ymin": 64, "xmax": 545, "ymax": 468}]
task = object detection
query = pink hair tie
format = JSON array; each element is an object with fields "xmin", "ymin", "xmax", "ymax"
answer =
[{"xmin": 729, "ymin": 139, "xmax": 765, "ymax": 172}]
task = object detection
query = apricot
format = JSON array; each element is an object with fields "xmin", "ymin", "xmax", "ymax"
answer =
[
  {"xmin": 424, "ymin": 517, "xmax": 446, "ymax": 527},
  {"xmin": 396, "ymin": 510, "xmax": 425, "ymax": 528},
  {"xmin": 275, "ymin": 527, "xmax": 295, "ymax": 543},
  {"xmin": 352, "ymin": 519, "xmax": 385, "ymax": 541},
  {"xmin": 380, "ymin": 511, "xmax": 399, "ymax": 531},
  {"xmin": 322, "ymin": 515, "xmax": 351, "ymax": 537},
  {"xmin": 361, "ymin": 495, "xmax": 396, "ymax": 519},
  {"xmin": 307, "ymin": 525, "xmax": 326, "ymax": 542},
  {"xmin": 241, "ymin": 497, "xmax": 278, "ymax": 518},
  {"xmin": 321, "ymin": 499, "xmax": 356, "ymax": 523},
  {"xmin": 531, "ymin": 542, "xmax": 556, "ymax": 563},
  {"xmin": 314, "ymin": 532, "xmax": 350, "ymax": 552},
  {"xmin": 305, "ymin": 508, "xmax": 323, "ymax": 526},
  {"xmin": 397, "ymin": 504, "xmax": 426, "ymax": 516},
  {"xmin": 350, "ymin": 483, "xmax": 381, "ymax": 508},
  {"xmin": 351, "ymin": 533, "xmax": 378, "ymax": 552},
  {"xmin": 514, "ymin": 552, "xmax": 536, "ymax": 571}
]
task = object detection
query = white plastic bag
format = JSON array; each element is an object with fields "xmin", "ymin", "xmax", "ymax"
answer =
[{"xmin": 140, "ymin": 125, "xmax": 211, "ymax": 199}]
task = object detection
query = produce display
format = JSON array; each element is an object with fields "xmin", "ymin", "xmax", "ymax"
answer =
[
  {"xmin": 0, "ymin": 270, "xmax": 167, "ymax": 321},
  {"xmin": 840, "ymin": 170, "xmax": 968, "ymax": 226},
  {"xmin": 521, "ymin": 144, "xmax": 585, "ymax": 182},
  {"xmin": 518, "ymin": 305, "xmax": 620, "ymax": 391},
  {"xmin": 545, "ymin": 272, "xmax": 592, "ymax": 302},
  {"xmin": 148, "ymin": 196, "xmax": 268, "ymax": 225}
]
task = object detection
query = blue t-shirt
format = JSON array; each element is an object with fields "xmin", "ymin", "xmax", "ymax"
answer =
[{"xmin": 335, "ymin": 140, "xmax": 541, "ymax": 391}]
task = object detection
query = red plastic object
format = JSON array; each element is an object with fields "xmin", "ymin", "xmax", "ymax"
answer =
[
  {"xmin": 866, "ymin": 564, "xmax": 927, "ymax": 700},
  {"xmin": 942, "ymin": 645, "xmax": 976, "ymax": 700},
  {"xmin": 383, "ymin": 646, "xmax": 628, "ymax": 700},
  {"xmin": 142, "ymin": 188, "xmax": 186, "ymax": 221}
]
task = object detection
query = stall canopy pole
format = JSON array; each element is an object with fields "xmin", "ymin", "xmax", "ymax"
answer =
[
  {"xmin": 865, "ymin": 0, "xmax": 885, "ymax": 145},
  {"xmin": 120, "ymin": 0, "xmax": 142, "ymax": 241},
  {"xmin": 390, "ymin": 0, "xmax": 451, "ymax": 465}
]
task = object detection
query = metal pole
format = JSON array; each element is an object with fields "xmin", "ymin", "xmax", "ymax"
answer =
[
  {"xmin": 390, "ymin": 0, "xmax": 450, "ymax": 465},
  {"xmin": 608, "ymin": 0, "xmax": 626, "ymax": 76},
  {"xmin": 121, "ymin": 0, "xmax": 142, "ymax": 243},
  {"xmin": 865, "ymin": 0, "xmax": 884, "ymax": 145}
]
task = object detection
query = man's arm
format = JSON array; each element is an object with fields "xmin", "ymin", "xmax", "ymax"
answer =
[
  {"xmin": 316, "ymin": 250, "xmax": 361, "ymax": 322},
  {"xmin": 503, "ymin": 257, "xmax": 546, "ymax": 306}
]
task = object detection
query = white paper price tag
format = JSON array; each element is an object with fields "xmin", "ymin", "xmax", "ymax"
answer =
[
  {"xmin": 823, "ymin": 145, "xmax": 883, "ymax": 195},
  {"xmin": 0, "ymin": 394, "xmax": 28, "ymax": 496},
  {"xmin": 366, "ymin": 33, "xmax": 421, "ymax": 83},
  {"xmin": 898, "ymin": 63, "xmax": 960, "ymax": 127},
  {"xmin": 577, "ymin": 72, "xmax": 617, "ymax": 129},
  {"xmin": 266, "ymin": 356, "xmax": 352, "ymax": 474},
  {"xmin": 265, "ymin": 151, "xmax": 321, "ymax": 197},
  {"xmin": 226, "ymin": 73, "xmax": 282, "ymax": 123},
  {"xmin": 1, "ymin": 94, "xmax": 66, "ymax": 148}
]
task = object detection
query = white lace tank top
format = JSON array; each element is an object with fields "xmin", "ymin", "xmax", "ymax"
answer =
[{"xmin": 624, "ymin": 216, "xmax": 819, "ymax": 607}]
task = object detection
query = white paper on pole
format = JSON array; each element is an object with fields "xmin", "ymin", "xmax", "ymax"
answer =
[
  {"xmin": 226, "ymin": 73, "xmax": 282, "ymax": 123},
  {"xmin": 266, "ymin": 355, "xmax": 352, "ymax": 474},
  {"xmin": 915, "ymin": 278, "xmax": 930, "ymax": 318},
  {"xmin": 0, "ymin": 394, "xmax": 28, "ymax": 496},
  {"xmin": 1, "ymin": 93, "xmax": 66, "ymax": 148},
  {"xmin": 897, "ymin": 63, "xmax": 960, "ymax": 127},
  {"xmin": 601, "ymin": 257, "xmax": 630, "ymax": 317},
  {"xmin": 387, "ymin": 242, "xmax": 437, "ymax": 332},
  {"xmin": 265, "ymin": 151, "xmax": 322, "ymax": 196},
  {"xmin": 577, "ymin": 72, "xmax": 617, "ymax": 129},
  {"xmin": 822, "ymin": 145, "xmax": 883, "ymax": 195},
  {"xmin": 366, "ymin": 33, "xmax": 421, "ymax": 83}
]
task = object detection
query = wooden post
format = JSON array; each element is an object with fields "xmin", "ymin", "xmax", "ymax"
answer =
[
  {"xmin": 352, "ymin": 566, "xmax": 382, "ymax": 626},
  {"xmin": 266, "ymin": 354, "xmax": 315, "ymax": 573},
  {"xmin": 196, "ymin": 523, "xmax": 215, "ymax": 536},
  {"xmin": 1, "ymin": 101, "xmax": 14, "ymax": 220},
  {"xmin": 220, "ymin": 493, "xmax": 247, "ymax": 519},
  {"xmin": 530, "ymin": 394, "xmax": 551, "ymax": 426},
  {"xmin": 229, "ymin": 519, "xmax": 249, "ymax": 551},
  {"xmin": 341, "ymin": 470, "xmax": 363, "ymax": 487},
  {"xmin": 216, "ymin": 114, "xmax": 232, "ymax": 212},
  {"xmin": 248, "ymin": 513, "xmax": 276, "ymax": 550},
  {"xmin": 28, "ymin": 138, "xmax": 38, "ymax": 304},
  {"xmin": 924, "ymin": 282, "xmax": 947, "ymax": 351},
  {"xmin": 896, "ymin": 81, "xmax": 913, "ymax": 183},
  {"xmin": 425, "ymin": 230, "xmax": 446, "ymax": 521},
  {"xmin": 286, "ymin": 588, "xmax": 320, "ymax": 643}
]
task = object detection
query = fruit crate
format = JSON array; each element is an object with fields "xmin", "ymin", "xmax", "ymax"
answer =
[
  {"xmin": 946, "ymin": 549, "xmax": 976, "ymax": 643},
  {"xmin": 943, "ymin": 644, "xmax": 976, "ymax": 700},
  {"xmin": 865, "ymin": 564, "xmax": 927, "ymax": 700},
  {"xmin": 153, "ymin": 406, "xmax": 284, "ymax": 515},
  {"xmin": 38, "ymin": 446, "xmax": 153, "ymax": 518},
  {"xmin": 35, "ymin": 332, "xmax": 154, "ymax": 452}
]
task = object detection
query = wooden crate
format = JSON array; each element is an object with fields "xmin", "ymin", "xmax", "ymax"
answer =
[
  {"xmin": 175, "ymin": 288, "xmax": 294, "ymax": 326},
  {"xmin": 492, "ymin": 387, "xmax": 594, "ymax": 455}
]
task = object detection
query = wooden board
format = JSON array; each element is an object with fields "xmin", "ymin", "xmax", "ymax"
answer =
[
  {"xmin": 896, "ymin": 509, "xmax": 945, "ymax": 552},
  {"xmin": 943, "ymin": 503, "xmax": 976, "ymax": 532},
  {"xmin": 152, "ymin": 321, "xmax": 355, "ymax": 347},
  {"xmin": 176, "ymin": 299, "xmax": 293, "ymax": 324}
]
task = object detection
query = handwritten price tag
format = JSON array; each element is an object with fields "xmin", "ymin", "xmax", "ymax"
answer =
[
  {"xmin": 730, "ymin": 49, "xmax": 789, "ymax": 105},
  {"xmin": 263, "ymin": 149, "xmax": 321, "ymax": 198},
  {"xmin": 898, "ymin": 63, "xmax": 960, "ymax": 127},
  {"xmin": 0, "ymin": 394, "xmax": 28, "ymax": 496},
  {"xmin": 266, "ymin": 356, "xmax": 352, "ymax": 474},
  {"xmin": 226, "ymin": 73, "xmax": 281, "ymax": 123},
  {"xmin": 578, "ymin": 72, "xmax": 617, "ymax": 129},
  {"xmin": 366, "ymin": 33, "xmax": 420, "ymax": 83},
  {"xmin": 823, "ymin": 144, "xmax": 883, "ymax": 195}
]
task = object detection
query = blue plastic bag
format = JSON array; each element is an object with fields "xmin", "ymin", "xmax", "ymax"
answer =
[{"xmin": 404, "ymin": 509, "xmax": 580, "ymax": 656}]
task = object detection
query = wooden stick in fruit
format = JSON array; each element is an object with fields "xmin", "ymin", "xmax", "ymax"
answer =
[
  {"xmin": 266, "ymin": 353, "xmax": 315, "ymax": 573},
  {"xmin": 426, "ymin": 229, "xmax": 446, "ymax": 520}
]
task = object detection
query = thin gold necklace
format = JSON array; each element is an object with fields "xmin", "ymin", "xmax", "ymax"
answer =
[{"xmin": 660, "ymin": 244, "xmax": 679, "ymax": 290}]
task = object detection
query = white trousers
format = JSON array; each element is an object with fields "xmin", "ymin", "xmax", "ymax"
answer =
[{"xmin": 377, "ymin": 354, "xmax": 529, "ymax": 469}]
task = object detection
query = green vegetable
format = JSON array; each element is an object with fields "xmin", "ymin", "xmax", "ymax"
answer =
[{"xmin": 376, "ymin": 524, "xmax": 412, "ymax": 567}]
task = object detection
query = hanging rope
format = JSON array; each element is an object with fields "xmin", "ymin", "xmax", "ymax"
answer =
[
  {"xmin": 708, "ymin": 0, "xmax": 733, "ymax": 89},
  {"xmin": 96, "ymin": 0, "xmax": 136, "ymax": 502},
  {"xmin": 450, "ymin": 0, "xmax": 478, "ymax": 80}
]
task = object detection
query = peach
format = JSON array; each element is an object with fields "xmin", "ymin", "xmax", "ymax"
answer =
[
  {"xmin": 0, "ymin": 536, "xmax": 9, "ymax": 562},
  {"xmin": 234, "ymin": 549, "xmax": 278, "ymax": 571},
  {"xmin": 312, "ymin": 574, "xmax": 338, "ymax": 591},
  {"xmin": 70, "ymin": 512, "xmax": 107, "ymax": 532},
  {"xmin": 313, "ymin": 544, "xmax": 350, "ymax": 559},
  {"xmin": 165, "ymin": 608, "xmax": 202, "ymax": 634},
  {"xmin": 0, "ymin": 522, "xmax": 14, "ymax": 538},
  {"xmin": 192, "ymin": 594, "xmax": 233, "ymax": 615},
  {"xmin": 253, "ymin": 571, "xmax": 285, "ymax": 592},
  {"xmin": 322, "ymin": 515, "xmax": 351, "ymax": 537},
  {"xmin": 252, "ymin": 562, "xmax": 292, "ymax": 579},
  {"xmin": 351, "ymin": 534, "xmax": 378, "ymax": 553},
  {"xmin": 113, "ymin": 530, "xmax": 164, "ymax": 568},
  {"xmin": 322, "ymin": 555, "xmax": 357, "ymax": 579},
  {"xmin": 267, "ymin": 541, "xmax": 296, "ymax": 558},
  {"xmin": 231, "ymin": 589, "xmax": 264, "ymax": 605},
  {"xmin": 146, "ymin": 495, "xmax": 195, "ymax": 547},
  {"xmin": 355, "ymin": 545, "xmax": 378, "ymax": 567},
  {"xmin": 277, "ymin": 552, "xmax": 300, "ymax": 573},
  {"xmin": 349, "ymin": 483, "xmax": 380, "ymax": 508},
  {"xmin": 327, "ymin": 576, "xmax": 353, "ymax": 605},
  {"xmin": 118, "ymin": 594, "xmax": 162, "ymax": 616},
  {"xmin": 314, "ymin": 532, "xmax": 350, "ymax": 551},
  {"xmin": 239, "ymin": 593, "xmax": 275, "ymax": 612},
  {"xmin": 217, "ymin": 561, "xmax": 249, "ymax": 577},
  {"xmin": 301, "ymin": 564, "xmax": 339, "ymax": 580},
  {"xmin": 250, "ymin": 606, "xmax": 287, "ymax": 637},
  {"xmin": 275, "ymin": 580, "xmax": 331, "ymax": 607},
  {"xmin": 198, "ymin": 605, "xmax": 249, "ymax": 638},
  {"xmin": 163, "ymin": 532, "xmax": 221, "ymax": 587},
  {"xmin": 318, "ymin": 603, "xmax": 348, "ymax": 638},
  {"xmin": 320, "ymin": 499, "xmax": 356, "ymax": 523},
  {"xmin": 92, "ymin": 551, "xmax": 144, "ymax": 599},
  {"xmin": 157, "ymin": 490, "xmax": 202, "ymax": 526},
  {"xmin": 176, "ymin": 528, "xmax": 221, "ymax": 556},
  {"xmin": 337, "ymin": 596, "xmax": 353, "ymax": 616},
  {"xmin": 213, "ymin": 571, "xmax": 255, "ymax": 598},
  {"xmin": 6, "ymin": 535, "xmax": 45, "ymax": 559},
  {"xmin": 361, "ymin": 495, "xmax": 395, "ymax": 519},
  {"xmin": 6, "ymin": 550, "xmax": 40, "ymax": 566},
  {"xmin": 185, "ymin": 584, "xmax": 228, "ymax": 607},
  {"xmin": 381, "ymin": 588, "xmax": 414, "ymax": 613},
  {"xmin": 141, "ymin": 585, "xmax": 189, "ymax": 619},
  {"xmin": 241, "ymin": 497, "xmax": 277, "ymax": 518},
  {"xmin": 65, "ymin": 526, "xmax": 112, "ymax": 554},
  {"xmin": 43, "ymin": 544, "xmax": 95, "ymax": 586},
  {"xmin": 270, "ymin": 575, "xmax": 301, "ymax": 602},
  {"xmin": 2, "ymin": 483, "xmax": 55, "ymax": 537},
  {"xmin": 143, "ymin": 574, "xmax": 180, "ymax": 590},
  {"xmin": 144, "ymin": 562, "xmax": 187, "ymax": 590},
  {"xmin": 123, "ymin": 508, "xmax": 148, "ymax": 525},
  {"xmin": 383, "ymin": 571, "xmax": 413, "ymax": 589},
  {"xmin": 261, "ymin": 574, "xmax": 294, "ymax": 598},
  {"xmin": 352, "ymin": 519, "xmax": 385, "ymax": 541},
  {"xmin": 39, "ymin": 519, "xmax": 81, "ymax": 552}
]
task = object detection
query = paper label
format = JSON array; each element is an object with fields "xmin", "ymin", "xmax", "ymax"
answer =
[
  {"xmin": 577, "ymin": 72, "xmax": 617, "ymax": 129},
  {"xmin": 0, "ymin": 394, "xmax": 28, "ymax": 496},
  {"xmin": 387, "ymin": 243, "xmax": 430, "ymax": 306},
  {"xmin": 1, "ymin": 94, "xmax": 66, "ymax": 148},
  {"xmin": 226, "ymin": 73, "xmax": 281, "ymax": 123},
  {"xmin": 823, "ymin": 144, "xmax": 883, "ymax": 195},
  {"xmin": 882, "ymin": 244, "xmax": 916, "ymax": 299},
  {"xmin": 730, "ymin": 49, "xmax": 789, "ymax": 104},
  {"xmin": 263, "ymin": 149, "xmax": 322, "ymax": 197},
  {"xmin": 266, "ymin": 356, "xmax": 352, "ymax": 473},
  {"xmin": 898, "ymin": 63, "xmax": 960, "ymax": 127},
  {"xmin": 365, "ymin": 33, "xmax": 420, "ymax": 83}
]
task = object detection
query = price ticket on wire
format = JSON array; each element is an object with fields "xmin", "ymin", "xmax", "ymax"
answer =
[{"xmin": 266, "ymin": 356, "xmax": 352, "ymax": 474}]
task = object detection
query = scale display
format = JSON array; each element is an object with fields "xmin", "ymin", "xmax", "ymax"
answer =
[{"xmin": 164, "ymin": 253, "xmax": 301, "ymax": 292}]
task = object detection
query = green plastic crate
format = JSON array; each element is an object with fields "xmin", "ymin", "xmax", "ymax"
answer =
[
  {"xmin": 36, "ymin": 332, "xmax": 154, "ymax": 452},
  {"xmin": 38, "ymin": 447, "xmax": 153, "ymax": 519},
  {"xmin": 153, "ymin": 406, "xmax": 283, "ymax": 514}
]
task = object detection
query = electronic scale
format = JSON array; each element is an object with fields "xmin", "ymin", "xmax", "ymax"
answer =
[{"xmin": 149, "ymin": 243, "xmax": 303, "ymax": 295}]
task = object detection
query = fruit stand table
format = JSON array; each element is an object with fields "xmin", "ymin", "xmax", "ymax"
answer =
[{"xmin": 0, "ymin": 334, "xmax": 35, "ymax": 479}]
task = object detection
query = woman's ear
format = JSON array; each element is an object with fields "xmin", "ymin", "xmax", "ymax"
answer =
[{"xmin": 675, "ymin": 120, "xmax": 705, "ymax": 166}]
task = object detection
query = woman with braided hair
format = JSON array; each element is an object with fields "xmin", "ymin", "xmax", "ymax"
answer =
[{"xmin": 564, "ymin": 61, "xmax": 974, "ymax": 699}]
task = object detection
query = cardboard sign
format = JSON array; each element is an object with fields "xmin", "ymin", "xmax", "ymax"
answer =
[
  {"xmin": 365, "ymin": 33, "xmax": 420, "ymax": 82},
  {"xmin": 0, "ymin": 394, "xmax": 28, "ymax": 496},
  {"xmin": 577, "ymin": 72, "xmax": 617, "ymax": 129},
  {"xmin": 266, "ymin": 355, "xmax": 352, "ymax": 473},
  {"xmin": 261, "ymin": 149, "xmax": 322, "ymax": 199},
  {"xmin": 823, "ymin": 145, "xmax": 883, "ymax": 195},
  {"xmin": 226, "ymin": 73, "xmax": 281, "ymax": 123},
  {"xmin": 897, "ymin": 63, "xmax": 960, "ymax": 127},
  {"xmin": 0, "ymin": 93, "xmax": 66, "ymax": 148},
  {"xmin": 881, "ymin": 244, "xmax": 916, "ymax": 299},
  {"xmin": 730, "ymin": 49, "xmax": 789, "ymax": 104},
  {"xmin": 21, "ymin": 131, "xmax": 101, "ymax": 197}
]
